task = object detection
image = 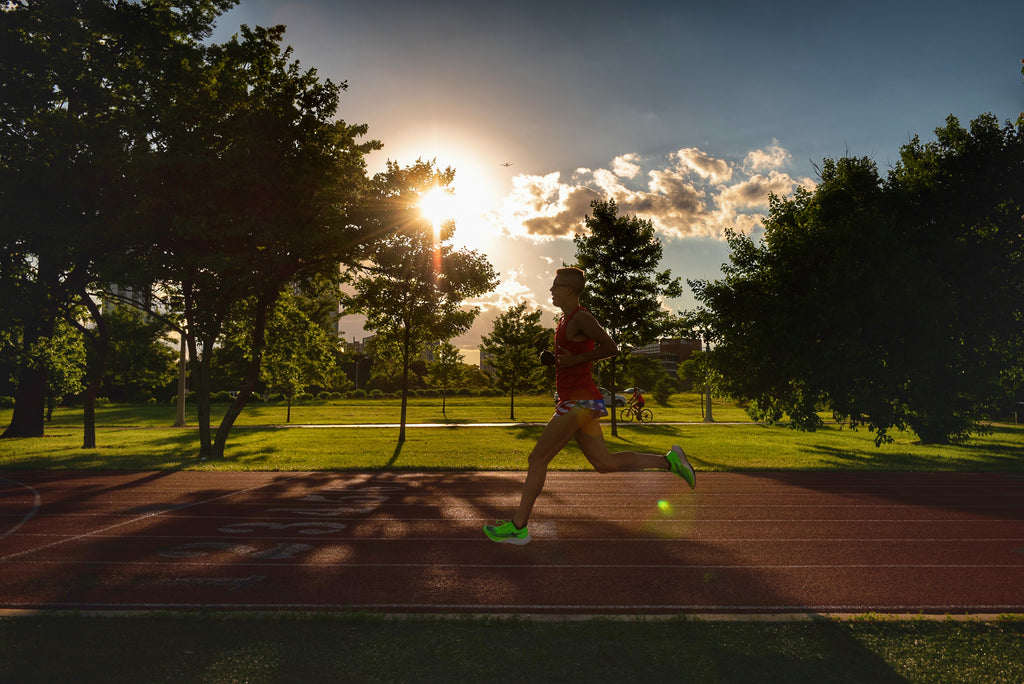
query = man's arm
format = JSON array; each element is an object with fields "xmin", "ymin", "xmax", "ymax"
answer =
[{"xmin": 557, "ymin": 310, "xmax": 617, "ymax": 367}]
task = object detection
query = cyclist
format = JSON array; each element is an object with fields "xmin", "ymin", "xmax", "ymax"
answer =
[{"xmin": 628, "ymin": 388, "xmax": 646, "ymax": 417}]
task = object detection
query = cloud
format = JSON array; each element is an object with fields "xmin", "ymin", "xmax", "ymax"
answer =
[
  {"xmin": 744, "ymin": 140, "xmax": 791, "ymax": 172},
  {"xmin": 671, "ymin": 148, "xmax": 733, "ymax": 184},
  {"xmin": 494, "ymin": 172, "xmax": 601, "ymax": 239},
  {"xmin": 611, "ymin": 153, "xmax": 642, "ymax": 178},
  {"xmin": 495, "ymin": 141, "xmax": 814, "ymax": 242}
]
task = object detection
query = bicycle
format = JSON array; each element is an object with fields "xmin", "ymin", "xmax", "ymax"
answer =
[{"xmin": 619, "ymin": 404, "xmax": 653, "ymax": 423}]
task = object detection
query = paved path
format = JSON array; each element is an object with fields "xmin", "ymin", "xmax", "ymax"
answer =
[{"xmin": 1, "ymin": 470, "xmax": 1022, "ymax": 615}]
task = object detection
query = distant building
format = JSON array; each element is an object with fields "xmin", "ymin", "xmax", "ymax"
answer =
[{"xmin": 630, "ymin": 338, "xmax": 701, "ymax": 376}]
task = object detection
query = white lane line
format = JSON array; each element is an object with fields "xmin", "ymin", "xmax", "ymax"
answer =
[
  {"xmin": 0, "ymin": 473, "xmax": 309, "ymax": 563},
  {"xmin": 2, "ymin": 559, "xmax": 1021, "ymax": 570},
  {"xmin": 0, "ymin": 601, "xmax": 1020, "ymax": 614},
  {"xmin": 0, "ymin": 478, "xmax": 41, "ymax": 541}
]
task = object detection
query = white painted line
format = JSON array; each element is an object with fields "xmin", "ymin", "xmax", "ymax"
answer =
[
  {"xmin": 3, "ymin": 559, "xmax": 1021, "ymax": 570},
  {"xmin": 0, "ymin": 478, "xmax": 41, "ymax": 541},
  {"xmin": 0, "ymin": 472, "xmax": 310, "ymax": 563},
  {"xmin": 0, "ymin": 602, "xmax": 1020, "ymax": 615}
]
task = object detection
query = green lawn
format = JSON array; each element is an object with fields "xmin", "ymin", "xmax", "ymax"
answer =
[
  {"xmin": 1, "ymin": 393, "xmax": 1021, "ymax": 472},
  {"xmin": 0, "ymin": 614, "xmax": 1021, "ymax": 683}
]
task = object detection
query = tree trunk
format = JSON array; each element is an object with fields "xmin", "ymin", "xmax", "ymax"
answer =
[
  {"xmin": 702, "ymin": 337, "xmax": 715, "ymax": 423},
  {"xmin": 608, "ymin": 358, "xmax": 619, "ymax": 438},
  {"xmin": 174, "ymin": 334, "xmax": 187, "ymax": 427},
  {"xmin": 3, "ymin": 364, "xmax": 46, "ymax": 438},
  {"xmin": 183, "ymin": 286, "xmax": 213, "ymax": 458},
  {"xmin": 213, "ymin": 293, "xmax": 272, "ymax": 459},
  {"xmin": 79, "ymin": 290, "xmax": 109, "ymax": 449},
  {"xmin": 2, "ymin": 314, "xmax": 53, "ymax": 439},
  {"xmin": 194, "ymin": 352, "xmax": 213, "ymax": 459},
  {"xmin": 398, "ymin": 324, "xmax": 411, "ymax": 444}
]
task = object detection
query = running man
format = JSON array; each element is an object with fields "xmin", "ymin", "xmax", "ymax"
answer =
[{"xmin": 483, "ymin": 267, "xmax": 695, "ymax": 545}]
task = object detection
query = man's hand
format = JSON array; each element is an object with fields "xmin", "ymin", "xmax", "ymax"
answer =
[{"xmin": 555, "ymin": 346, "xmax": 580, "ymax": 368}]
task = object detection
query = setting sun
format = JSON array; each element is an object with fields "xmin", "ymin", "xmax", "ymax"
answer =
[{"xmin": 419, "ymin": 186, "xmax": 457, "ymax": 228}]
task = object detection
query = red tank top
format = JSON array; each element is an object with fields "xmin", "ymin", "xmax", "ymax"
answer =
[{"xmin": 555, "ymin": 307, "xmax": 602, "ymax": 401}]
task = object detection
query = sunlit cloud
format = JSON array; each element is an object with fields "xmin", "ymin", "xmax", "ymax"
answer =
[
  {"xmin": 611, "ymin": 152, "xmax": 642, "ymax": 178},
  {"xmin": 494, "ymin": 141, "xmax": 815, "ymax": 242},
  {"xmin": 465, "ymin": 267, "xmax": 541, "ymax": 312},
  {"xmin": 744, "ymin": 139, "xmax": 791, "ymax": 172},
  {"xmin": 671, "ymin": 147, "xmax": 733, "ymax": 184}
]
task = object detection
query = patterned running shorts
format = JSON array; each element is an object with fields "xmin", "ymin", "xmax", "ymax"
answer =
[{"xmin": 553, "ymin": 399, "xmax": 608, "ymax": 419}]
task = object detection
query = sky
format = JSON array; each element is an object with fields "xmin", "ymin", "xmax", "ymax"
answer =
[{"xmin": 209, "ymin": 0, "xmax": 1024, "ymax": 362}]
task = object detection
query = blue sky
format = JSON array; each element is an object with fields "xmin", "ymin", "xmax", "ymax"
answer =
[{"xmin": 210, "ymin": 0, "xmax": 1023, "ymax": 356}]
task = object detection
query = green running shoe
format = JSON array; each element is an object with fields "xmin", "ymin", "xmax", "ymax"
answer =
[
  {"xmin": 484, "ymin": 519, "xmax": 531, "ymax": 545},
  {"xmin": 666, "ymin": 445, "xmax": 696, "ymax": 489}
]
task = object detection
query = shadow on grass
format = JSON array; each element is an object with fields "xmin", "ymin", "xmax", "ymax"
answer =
[{"xmin": 794, "ymin": 424, "xmax": 1024, "ymax": 473}]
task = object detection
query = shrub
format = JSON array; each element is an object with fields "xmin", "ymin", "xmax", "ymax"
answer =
[
  {"xmin": 652, "ymin": 377, "xmax": 676, "ymax": 406},
  {"xmin": 346, "ymin": 389, "xmax": 367, "ymax": 399},
  {"xmin": 0, "ymin": 396, "xmax": 14, "ymax": 409},
  {"xmin": 296, "ymin": 392, "xmax": 314, "ymax": 402}
]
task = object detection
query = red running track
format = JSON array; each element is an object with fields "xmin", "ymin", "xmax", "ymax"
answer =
[{"xmin": 1, "ymin": 470, "xmax": 1022, "ymax": 616}]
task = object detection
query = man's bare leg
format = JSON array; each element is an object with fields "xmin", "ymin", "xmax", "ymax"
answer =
[
  {"xmin": 573, "ymin": 418, "xmax": 671, "ymax": 472},
  {"xmin": 511, "ymin": 408, "xmax": 587, "ymax": 528}
]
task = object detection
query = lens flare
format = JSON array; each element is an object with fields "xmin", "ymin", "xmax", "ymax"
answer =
[{"xmin": 657, "ymin": 499, "xmax": 673, "ymax": 515}]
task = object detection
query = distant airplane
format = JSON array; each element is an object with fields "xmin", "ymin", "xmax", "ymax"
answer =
[{"xmin": 500, "ymin": 162, "xmax": 513, "ymax": 167}]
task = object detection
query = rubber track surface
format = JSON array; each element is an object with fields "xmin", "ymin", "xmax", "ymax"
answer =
[{"xmin": 1, "ymin": 471, "xmax": 1022, "ymax": 615}]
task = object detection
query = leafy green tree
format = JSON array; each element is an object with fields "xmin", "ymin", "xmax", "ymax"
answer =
[
  {"xmin": 37, "ymin": 320, "xmax": 87, "ymax": 422},
  {"xmin": 573, "ymin": 199, "xmax": 684, "ymax": 436},
  {"xmin": 0, "ymin": 0, "xmax": 236, "ymax": 441},
  {"xmin": 480, "ymin": 303, "xmax": 549, "ymax": 420},
  {"xmin": 138, "ymin": 24, "xmax": 379, "ymax": 458},
  {"xmin": 341, "ymin": 160, "xmax": 498, "ymax": 443},
  {"xmin": 261, "ymin": 293, "xmax": 339, "ymax": 423},
  {"xmin": 678, "ymin": 349, "xmax": 724, "ymax": 420},
  {"xmin": 622, "ymin": 355, "xmax": 668, "ymax": 393},
  {"xmin": 690, "ymin": 114, "xmax": 1024, "ymax": 444},
  {"xmin": 425, "ymin": 341, "xmax": 464, "ymax": 418},
  {"xmin": 101, "ymin": 305, "xmax": 177, "ymax": 402}
]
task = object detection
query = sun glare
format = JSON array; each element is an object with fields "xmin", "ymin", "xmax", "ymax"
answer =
[{"xmin": 419, "ymin": 187, "xmax": 457, "ymax": 228}]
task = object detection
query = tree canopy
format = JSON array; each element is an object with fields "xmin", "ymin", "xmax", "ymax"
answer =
[
  {"xmin": 341, "ymin": 160, "xmax": 498, "ymax": 443},
  {"xmin": 480, "ymin": 302, "xmax": 549, "ymax": 420},
  {"xmin": 690, "ymin": 114, "xmax": 1024, "ymax": 444}
]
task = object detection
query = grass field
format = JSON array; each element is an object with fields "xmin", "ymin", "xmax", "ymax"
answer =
[
  {"xmin": 1, "ymin": 393, "xmax": 1022, "ymax": 472},
  {"xmin": 0, "ymin": 613, "xmax": 1022, "ymax": 683},
  {"xmin": 1, "ymin": 393, "xmax": 1022, "ymax": 682}
]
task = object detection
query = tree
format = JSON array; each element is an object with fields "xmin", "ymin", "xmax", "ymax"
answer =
[
  {"xmin": 573, "ymin": 200, "xmax": 684, "ymax": 436},
  {"xmin": 101, "ymin": 305, "xmax": 177, "ymax": 402},
  {"xmin": 261, "ymin": 292, "xmax": 339, "ymax": 423},
  {"xmin": 29, "ymin": 319, "xmax": 86, "ymax": 422},
  {"xmin": 138, "ymin": 24, "xmax": 379, "ymax": 459},
  {"xmin": 690, "ymin": 114, "xmax": 1024, "ymax": 444},
  {"xmin": 0, "ymin": 0, "xmax": 237, "ymax": 444},
  {"xmin": 425, "ymin": 341, "xmax": 464, "ymax": 419},
  {"xmin": 480, "ymin": 303, "xmax": 548, "ymax": 420},
  {"xmin": 341, "ymin": 160, "xmax": 498, "ymax": 444},
  {"xmin": 622, "ymin": 354, "xmax": 669, "ymax": 393}
]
